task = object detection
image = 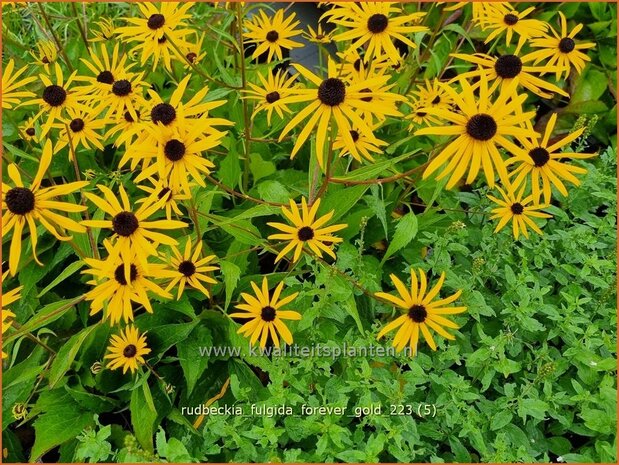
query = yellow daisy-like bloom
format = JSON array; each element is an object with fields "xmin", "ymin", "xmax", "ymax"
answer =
[
  {"xmin": 278, "ymin": 59, "xmax": 403, "ymax": 169},
  {"xmin": 53, "ymin": 108, "xmax": 106, "ymax": 156},
  {"xmin": 327, "ymin": 2, "xmax": 428, "ymax": 63},
  {"xmin": 243, "ymin": 9, "xmax": 303, "ymax": 62},
  {"xmin": 2, "ymin": 59, "xmax": 36, "ymax": 109},
  {"xmin": 2, "ymin": 140, "xmax": 88, "ymax": 276},
  {"xmin": 82, "ymin": 184, "xmax": 187, "ymax": 282},
  {"xmin": 337, "ymin": 50, "xmax": 392, "ymax": 83},
  {"xmin": 90, "ymin": 18, "xmax": 116, "ymax": 42},
  {"xmin": 104, "ymin": 325, "xmax": 151, "ymax": 374},
  {"xmin": 117, "ymin": 2, "xmax": 194, "ymax": 71},
  {"xmin": 303, "ymin": 23, "xmax": 333, "ymax": 44},
  {"xmin": 137, "ymin": 177, "xmax": 190, "ymax": 220},
  {"xmin": 267, "ymin": 197, "xmax": 347, "ymax": 263},
  {"xmin": 104, "ymin": 106, "xmax": 147, "ymax": 149},
  {"xmin": 181, "ymin": 32, "xmax": 206, "ymax": 69},
  {"xmin": 488, "ymin": 185, "xmax": 552, "ymax": 239},
  {"xmin": 230, "ymin": 277, "xmax": 301, "ymax": 349},
  {"xmin": 333, "ymin": 125, "xmax": 387, "ymax": 163},
  {"xmin": 406, "ymin": 79, "xmax": 454, "ymax": 128},
  {"xmin": 19, "ymin": 116, "xmax": 39, "ymax": 143},
  {"xmin": 506, "ymin": 113, "xmax": 595, "ymax": 204},
  {"xmin": 376, "ymin": 269, "xmax": 466, "ymax": 354},
  {"xmin": 164, "ymin": 238, "xmax": 218, "ymax": 299},
  {"xmin": 244, "ymin": 69, "xmax": 298, "ymax": 125},
  {"xmin": 529, "ymin": 12, "xmax": 596, "ymax": 80},
  {"xmin": 129, "ymin": 29, "xmax": 193, "ymax": 72},
  {"xmin": 442, "ymin": 1, "xmax": 510, "ymax": 23},
  {"xmin": 90, "ymin": 70, "xmax": 148, "ymax": 123},
  {"xmin": 131, "ymin": 123, "xmax": 222, "ymax": 195},
  {"xmin": 415, "ymin": 75, "xmax": 536, "ymax": 189},
  {"xmin": 477, "ymin": 5, "xmax": 548, "ymax": 51},
  {"xmin": 30, "ymin": 39, "xmax": 58, "ymax": 68},
  {"xmin": 24, "ymin": 62, "xmax": 90, "ymax": 137},
  {"xmin": 83, "ymin": 240, "xmax": 172, "ymax": 325},
  {"xmin": 451, "ymin": 52, "xmax": 568, "ymax": 99},
  {"xmin": 77, "ymin": 43, "xmax": 135, "ymax": 99}
]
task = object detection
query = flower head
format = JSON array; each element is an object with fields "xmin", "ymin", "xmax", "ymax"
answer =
[
  {"xmin": 243, "ymin": 9, "xmax": 303, "ymax": 62},
  {"xmin": 104, "ymin": 325, "xmax": 151, "ymax": 374},
  {"xmin": 488, "ymin": 184, "xmax": 552, "ymax": 239}
]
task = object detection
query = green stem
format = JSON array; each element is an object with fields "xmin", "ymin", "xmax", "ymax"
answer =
[{"xmin": 37, "ymin": 2, "xmax": 74, "ymax": 72}]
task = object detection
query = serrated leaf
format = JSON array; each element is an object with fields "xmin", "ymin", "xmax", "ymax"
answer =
[
  {"xmin": 220, "ymin": 260, "xmax": 241, "ymax": 310},
  {"xmin": 381, "ymin": 213, "xmax": 418, "ymax": 264}
]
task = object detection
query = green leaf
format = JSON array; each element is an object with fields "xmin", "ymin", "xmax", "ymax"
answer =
[
  {"xmin": 320, "ymin": 184, "xmax": 370, "ymax": 222},
  {"xmin": 48, "ymin": 325, "xmax": 99, "ymax": 388},
  {"xmin": 249, "ymin": 152, "xmax": 276, "ymax": 182},
  {"xmin": 381, "ymin": 213, "xmax": 418, "ymax": 264},
  {"xmin": 256, "ymin": 180, "xmax": 290, "ymax": 203},
  {"xmin": 178, "ymin": 325, "xmax": 213, "ymax": 395},
  {"xmin": 331, "ymin": 151, "xmax": 418, "ymax": 182},
  {"xmin": 130, "ymin": 384, "xmax": 158, "ymax": 453},
  {"xmin": 491, "ymin": 410, "xmax": 514, "ymax": 430},
  {"xmin": 218, "ymin": 148, "xmax": 241, "ymax": 189},
  {"xmin": 220, "ymin": 260, "xmax": 241, "ymax": 310}
]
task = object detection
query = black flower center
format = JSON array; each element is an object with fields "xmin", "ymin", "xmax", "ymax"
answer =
[
  {"xmin": 114, "ymin": 263, "xmax": 138, "ymax": 285},
  {"xmin": 158, "ymin": 187, "xmax": 171, "ymax": 200},
  {"xmin": 416, "ymin": 111, "xmax": 427, "ymax": 117},
  {"xmin": 261, "ymin": 305, "xmax": 276, "ymax": 322},
  {"xmin": 112, "ymin": 79, "xmax": 132, "ymax": 97},
  {"xmin": 559, "ymin": 37, "xmax": 575, "ymax": 53},
  {"xmin": 186, "ymin": 52, "xmax": 197, "ymax": 63},
  {"xmin": 360, "ymin": 88, "xmax": 373, "ymax": 102},
  {"xmin": 42, "ymin": 56, "xmax": 50, "ymax": 64},
  {"xmin": 124, "ymin": 110, "xmax": 141, "ymax": 123},
  {"xmin": 528, "ymin": 147, "xmax": 550, "ymax": 167},
  {"xmin": 5, "ymin": 187, "xmax": 35, "ymax": 215},
  {"xmin": 112, "ymin": 211, "xmax": 139, "ymax": 236},
  {"xmin": 466, "ymin": 114, "xmax": 497, "ymax": 141},
  {"xmin": 431, "ymin": 95, "xmax": 441, "ymax": 104},
  {"xmin": 97, "ymin": 70, "xmax": 115, "ymax": 84},
  {"xmin": 503, "ymin": 13, "xmax": 519, "ymax": 26},
  {"xmin": 408, "ymin": 304, "xmax": 427, "ymax": 323},
  {"xmin": 151, "ymin": 103, "xmax": 176, "ymax": 126},
  {"xmin": 69, "ymin": 118, "xmax": 85, "ymax": 132},
  {"xmin": 367, "ymin": 13, "xmax": 388, "ymax": 33},
  {"xmin": 266, "ymin": 30, "xmax": 279, "ymax": 42},
  {"xmin": 157, "ymin": 36, "xmax": 167, "ymax": 44},
  {"xmin": 147, "ymin": 13, "xmax": 165, "ymax": 30},
  {"xmin": 265, "ymin": 91, "xmax": 280, "ymax": 103},
  {"xmin": 123, "ymin": 344, "xmax": 137, "ymax": 358},
  {"xmin": 297, "ymin": 226, "xmax": 314, "ymax": 241},
  {"xmin": 164, "ymin": 139, "xmax": 186, "ymax": 161},
  {"xmin": 511, "ymin": 202, "xmax": 524, "ymax": 215},
  {"xmin": 353, "ymin": 58, "xmax": 363, "ymax": 72},
  {"xmin": 350, "ymin": 130, "xmax": 360, "ymax": 142},
  {"xmin": 25, "ymin": 127, "xmax": 35, "ymax": 136},
  {"xmin": 494, "ymin": 54, "xmax": 523, "ymax": 79},
  {"xmin": 42, "ymin": 85, "xmax": 67, "ymax": 107},
  {"xmin": 317, "ymin": 78, "xmax": 346, "ymax": 106},
  {"xmin": 178, "ymin": 260, "xmax": 196, "ymax": 277}
]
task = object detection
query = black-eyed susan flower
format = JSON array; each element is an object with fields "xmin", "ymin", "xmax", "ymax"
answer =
[
  {"xmin": 104, "ymin": 325, "xmax": 151, "ymax": 374},
  {"xmin": 104, "ymin": 108, "xmax": 147, "ymax": 150},
  {"xmin": 376, "ymin": 269, "xmax": 466, "ymax": 354},
  {"xmin": 24, "ymin": 62, "xmax": 90, "ymax": 137},
  {"xmin": 30, "ymin": 39, "xmax": 58, "ymax": 69},
  {"xmin": 90, "ymin": 18, "xmax": 116, "ymax": 42},
  {"xmin": 327, "ymin": 2, "xmax": 428, "ymax": 64},
  {"xmin": 230, "ymin": 277, "xmax": 301, "ymax": 348},
  {"xmin": 278, "ymin": 59, "xmax": 404, "ymax": 169},
  {"xmin": 415, "ymin": 74, "xmax": 537, "ymax": 188},
  {"xmin": 338, "ymin": 50, "xmax": 391, "ymax": 82},
  {"xmin": 451, "ymin": 52, "xmax": 568, "ymax": 99},
  {"xmin": 2, "ymin": 140, "xmax": 88, "ymax": 276},
  {"xmin": 529, "ymin": 12, "xmax": 596, "ymax": 80},
  {"xmin": 303, "ymin": 23, "xmax": 333, "ymax": 44},
  {"xmin": 77, "ymin": 43, "xmax": 135, "ymax": 98},
  {"xmin": 267, "ymin": 197, "xmax": 347, "ymax": 263},
  {"xmin": 90, "ymin": 71, "xmax": 148, "ymax": 122},
  {"xmin": 407, "ymin": 79, "xmax": 454, "ymax": 128},
  {"xmin": 130, "ymin": 123, "xmax": 222, "ymax": 195},
  {"xmin": 244, "ymin": 69, "xmax": 298, "ymax": 125},
  {"xmin": 83, "ymin": 240, "xmax": 171, "ymax": 325},
  {"xmin": 506, "ymin": 113, "xmax": 595, "ymax": 203},
  {"xmin": 488, "ymin": 185, "xmax": 552, "ymax": 239},
  {"xmin": 442, "ymin": 1, "xmax": 510, "ymax": 24},
  {"xmin": 53, "ymin": 108, "xmax": 106, "ymax": 156},
  {"xmin": 477, "ymin": 5, "xmax": 548, "ymax": 51},
  {"xmin": 117, "ymin": 2, "xmax": 194, "ymax": 71},
  {"xmin": 2, "ymin": 59, "xmax": 36, "ymax": 109},
  {"xmin": 19, "ymin": 116, "xmax": 39, "ymax": 143},
  {"xmin": 181, "ymin": 32, "xmax": 206, "ymax": 69},
  {"xmin": 137, "ymin": 177, "xmax": 190, "ymax": 220},
  {"xmin": 163, "ymin": 238, "xmax": 218, "ymax": 299},
  {"xmin": 82, "ymin": 184, "xmax": 186, "ymax": 281},
  {"xmin": 333, "ymin": 125, "xmax": 387, "ymax": 163},
  {"xmin": 243, "ymin": 9, "xmax": 303, "ymax": 62}
]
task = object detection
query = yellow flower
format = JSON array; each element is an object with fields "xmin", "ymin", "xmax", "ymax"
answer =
[
  {"xmin": 230, "ymin": 277, "xmax": 301, "ymax": 348},
  {"xmin": 406, "ymin": 79, "xmax": 454, "ymax": 128},
  {"xmin": 137, "ymin": 177, "xmax": 190, "ymax": 220},
  {"xmin": 415, "ymin": 74, "xmax": 537, "ymax": 189},
  {"xmin": 30, "ymin": 39, "xmax": 58, "ymax": 68},
  {"xmin": 488, "ymin": 184, "xmax": 552, "ymax": 239},
  {"xmin": 163, "ymin": 238, "xmax": 218, "ymax": 299},
  {"xmin": 1, "ymin": 59, "xmax": 36, "ymax": 109},
  {"xmin": 2, "ymin": 140, "xmax": 88, "ymax": 275},
  {"xmin": 332, "ymin": 125, "xmax": 387, "ymax": 163},
  {"xmin": 90, "ymin": 70, "xmax": 148, "ymax": 123},
  {"xmin": 267, "ymin": 197, "xmax": 347, "ymax": 263},
  {"xmin": 529, "ymin": 12, "xmax": 596, "ymax": 80},
  {"xmin": 52, "ymin": 108, "xmax": 106, "ymax": 157},
  {"xmin": 376, "ymin": 269, "xmax": 466, "ymax": 354},
  {"xmin": 2, "ymin": 282, "xmax": 21, "ymax": 359},
  {"xmin": 104, "ymin": 325, "xmax": 151, "ymax": 374},
  {"xmin": 243, "ymin": 9, "xmax": 303, "ymax": 62},
  {"xmin": 506, "ymin": 113, "xmax": 596, "ymax": 203},
  {"xmin": 90, "ymin": 18, "xmax": 116, "ymax": 42},
  {"xmin": 477, "ymin": 5, "xmax": 548, "ymax": 51},
  {"xmin": 327, "ymin": 2, "xmax": 428, "ymax": 63},
  {"xmin": 303, "ymin": 23, "xmax": 333, "ymax": 44},
  {"xmin": 77, "ymin": 42, "xmax": 136, "ymax": 99},
  {"xmin": 244, "ymin": 69, "xmax": 298, "ymax": 125}
]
